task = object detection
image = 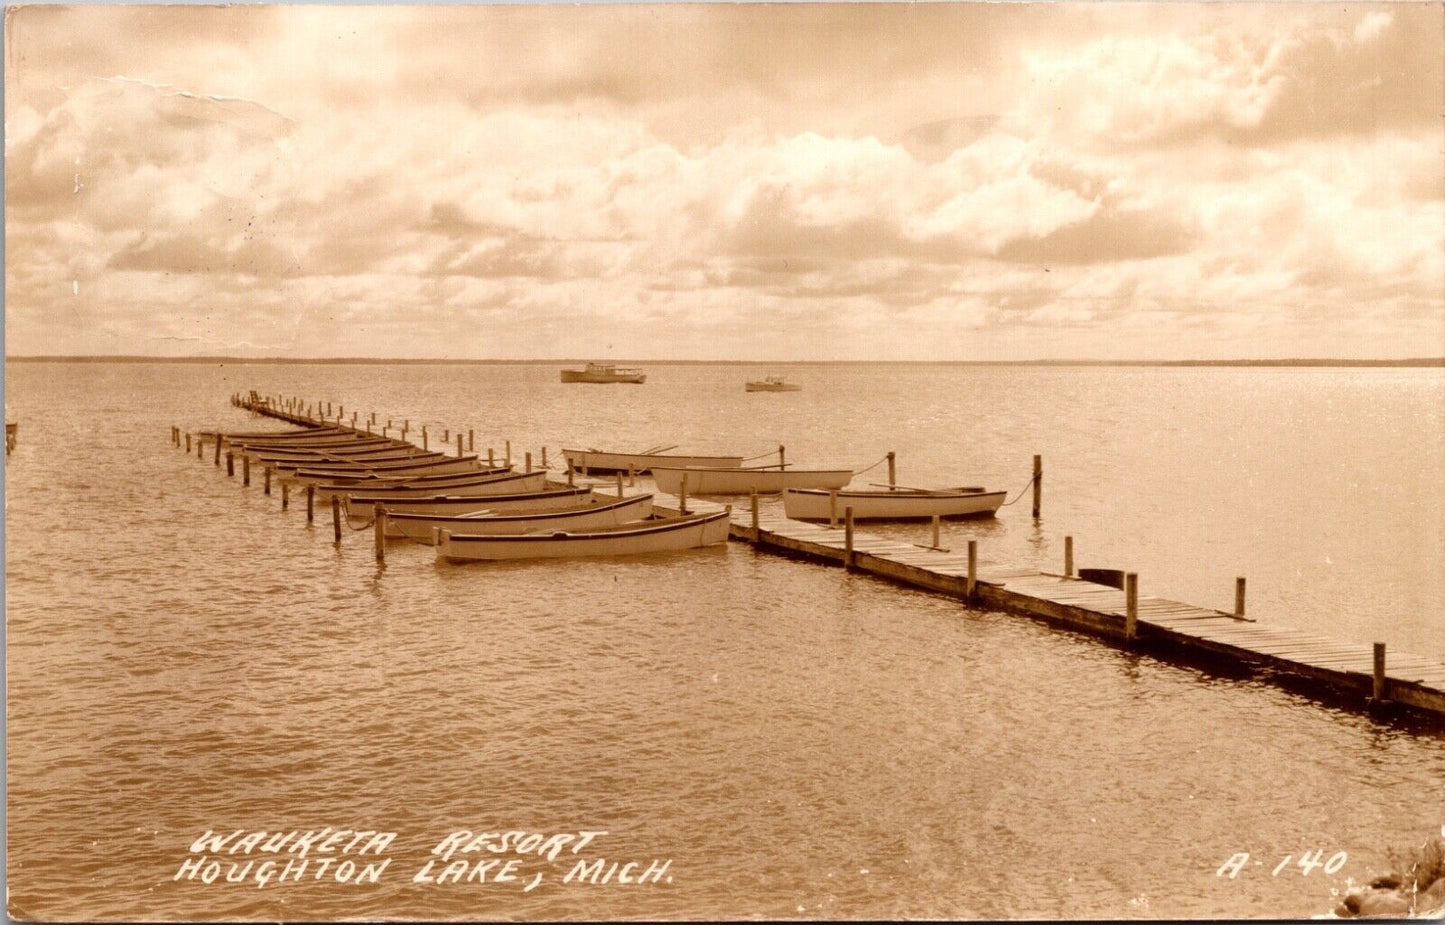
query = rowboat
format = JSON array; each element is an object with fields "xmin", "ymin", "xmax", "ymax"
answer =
[
  {"xmin": 280, "ymin": 455, "xmax": 484, "ymax": 483},
  {"xmin": 745, "ymin": 374, "xmax": 801, "ymax": 392},
  {"xmin": 389, "ymin": 494, "xmax": 655, "ymax": 544},
  {"xmin": 651, "ymin": 465, "xmax": 853, "ymax": 494},
  {"xmin": 346, "ymin": 487, "xmax": 597, "ymax": 528},
  {"xmin": 313, "ymin": 465, "xmax": 513, "ymax": 490},
  {"xmin": 437, "ymin": 509, "xmax": 730, "ymax": 562},
  {"xmin": 321, "ymin": 470, "xmax": 547, "ymax": 501},
  {"xmin": 223, "ymin": 431, "xmax": 369, "ymax": 448},
  {"xmin": 213, "ymin": 426, "xmax": 348, "ymax": 443},
  {"xmin": 560, "ymin": 362, "xmax": 646, "ymax": 384},
  {"xmin": 250, "ymin": 445, "xmax": 436, "ymax": 465},
  {"xmin": 782, "ymin": 486, "xmax": 1007, "ymax": 521},
  {"xmin": 562, "ymin": 447, "xmax": 745, "ymax": 475}
]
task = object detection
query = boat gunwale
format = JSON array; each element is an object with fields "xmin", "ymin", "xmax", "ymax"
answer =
[{"xmin": 443, "ymin": 509, "xmax": 727, "ymax": 543}]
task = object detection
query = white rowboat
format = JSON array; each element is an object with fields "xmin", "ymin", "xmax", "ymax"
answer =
[
  {"xmin": 651, "ymin": 465, "xmax": 853, "ymax": 494},
  {"xmin": 322, "ymin": 470, "xmax": 547, "ymax": 502},
  {"xmin": 437, "ymin": 510, "xmax": 730, "ymax": 561},
  {"xmin": 782, "ymin": 487, "xmax": 1007, "ymax": 521},
  {"xmin": 562, "ymin": 448, "xmax": 745, "ymax": 474},
  {"xmin": 389, "ymin": 494, "xmax": 655, "ymax": 543},
  {"xmin": 346, "ymin": 487, "xmax": 597, "ymax": 528}
]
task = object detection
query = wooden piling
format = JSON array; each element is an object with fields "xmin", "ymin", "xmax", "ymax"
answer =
[
  {"xmin": 525, "ymin": 452, "xmax": 533, "ymax": 473},
  {"xmin": 332, "ymin": 495, "xmax": 341, "ymax": 543},
  {"xmin": 680, "ymin": 474, "xmax": 689, "ymax": 515},
  {"xmin": 214, "ymin": 437, "xmax": 222, "ymax": 466},
  {"xmin": 931, "ymin": 514, "xmax": 941, "ymax": 550},
  {"xmin": 1032, "ymin": 454, "xmax": 1042, "ymax": 519},
  {"xmin": 779, "ymin": 444, "xmax": 786, "ymax": 469},
  {"xmin": 185, "ymin": 433, "xmax": 192, "ymax": 453},
  {"xmin": 374, "ymin": 503, "xmax": 386, "ymax": 560},
  {"xmin": 488, "ymin": 448, "xmax": 495, "ymax": 467},
  {"xmin": 1235, "ymin": 577, "xmax": 1247, "ymax": 618},
  {"xmin": 628, "ymin": 465, "xmax": 635, "ymax": 487},
  {"xmin": 468, "ymin": 429, "xmax": 474, "ymax": 452},
  {"xmin": 242, "ymin": 454, "xmax": 250, "ymax": 486},
  {"xmin": 541, "ymin": 446, "xmax": 548, "ymax": 469},
  {"xmin": 750, "ymin": 489, "xmax": 760, "ymax": 542},
  {"xmin": 844, "ymin": 507, "xmax": 855, "ymax": 570},
  {"xmin": 1373, "ymin": 643, "xmax": 1387, "ymax": 702},
  {"xmin": 226, "ymin": 451, "xmax": 234, "ymax": 476},
  {"xmin": 1125, "ymin": 572, "xmax": 1139, "ymax": 640},
  {"xmin": 306, "ymin": 484, "xmax": 315, "ymax": 522},
  {"xmin": 566, "ymin": 466, "xmax": 574, "ymax": 487},
  {"xmin": 829, "ymin": 490, "xmax": 839, "ymax": 527},
  {"xmin": 282, "ymin": 481, "xmax": 289, "ymax": 511},
  {"xmin": 616, "ymin": 472, "xmax": 625, "ymax": 498},
  {"xmin": 422, "ymin": 426, "xmax": 428, "ymax": 451},
  {"xmin": 443, "ymin": 428, "xmax": 449, "ymax": 443},
  {"xmin": 887, "ymin": 451, "xmax": 896, "ymax": 487},
  {"xmin": 198, "ymin": 437, "xmax": 204, "ymax": 459},
  {"xmin": 966, "ymin": 540, "xmax": 977, "ymax": 597},
  {"xmin": 457, "ymin": 434, "xmax": 463, "ymax": 458},
  {"xmin": 264, "ymin": 466, "xmax": 272, "ymax": 495},
  {"xmin": 1065, "ymin": 536, "xmax": 1074, "ymax": 577},
  {"xmin": 506, "ymin": 440, "xmax": 512, "ymax": 466}
]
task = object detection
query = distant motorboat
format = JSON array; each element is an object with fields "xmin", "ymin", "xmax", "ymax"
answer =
[
  {"xmin": 783, "ymin": 486, "xmax": 1007, "ymax": 521},
  {"xmin": 560, "ymin": 362, "xmax": 646, "ymax": 384},
  {"xmin": 746, "ymin": 374, "xmax": 801, "ymax": 392}
]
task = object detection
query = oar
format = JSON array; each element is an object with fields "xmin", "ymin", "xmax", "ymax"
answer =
[
  {"xmin": 637, "ymin": 444, "xmax": 678, "ymax": 455},
  {"xmin": 868, "ymin": 482, "xmax": 986, "ymax": 494}
]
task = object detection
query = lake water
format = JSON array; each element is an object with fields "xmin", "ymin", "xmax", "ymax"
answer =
[{"xmin": 5, "ymin": 361, "xmax": 1443, "ymax": 920}]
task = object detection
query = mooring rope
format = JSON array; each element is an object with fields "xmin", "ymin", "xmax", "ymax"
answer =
[
  {"xmin": 998, "ymin": 471, "xmax": 1041, "ymax": 507},
  {"xmin": 339, "ymin": 499, "xmax": 378, "ymax": 530},
  {"xmin": 742, "ymin": 448, "xmax": 782, "ymax": 462},
  {"xmin": 852, "ymin": 454, "xmax": 890, "ymax": 476}
]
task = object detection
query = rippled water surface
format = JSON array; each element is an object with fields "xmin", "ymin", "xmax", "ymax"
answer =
[{"xmin": 6, "ymin": 361, "xmax": 1444, "ymax": 920}]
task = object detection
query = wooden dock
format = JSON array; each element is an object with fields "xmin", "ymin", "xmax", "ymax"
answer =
[{"xmin": 203, "ymin": 392, "xmax": 1445, "ymax": 720}]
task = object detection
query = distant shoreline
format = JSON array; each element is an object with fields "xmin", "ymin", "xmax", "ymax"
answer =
[{"xmin": 5, "ymin": 356, "xmax": 1444, "ymax": 368}]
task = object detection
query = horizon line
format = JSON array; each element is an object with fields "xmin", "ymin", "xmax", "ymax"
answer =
[{"xmin": 5, "ymin": 355, "xmax": 1445, "ymax": 367}]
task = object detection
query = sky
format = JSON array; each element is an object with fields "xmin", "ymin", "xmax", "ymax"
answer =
[{"xmin": 4, "ymin": 3, "xmax": 1443, "ymax": 360}]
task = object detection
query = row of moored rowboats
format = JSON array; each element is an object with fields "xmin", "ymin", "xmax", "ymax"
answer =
[{"xmin": 202, "ymin": 422, "xmax": 1005, "ymax": 563}]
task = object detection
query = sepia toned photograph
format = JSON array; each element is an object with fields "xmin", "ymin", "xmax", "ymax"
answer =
[{"xmin": 4, "ymin": 1, "xmax": 1444, "ymax": 920}]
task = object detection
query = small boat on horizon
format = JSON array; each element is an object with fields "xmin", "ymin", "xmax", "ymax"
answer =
[
  {"xmin": 745, "ymin": 374, "xmax": 801, "ymax": 392},
  {"xmin": 560, "ymin": 362, "xmax": 647, "ymax": 384},
  {"xmin": 782, "ymin": 485, "xmax": 1007, "ymax": 522}
]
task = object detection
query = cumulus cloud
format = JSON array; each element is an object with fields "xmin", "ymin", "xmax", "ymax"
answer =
[{"xmin": 4, "ymin": 4, "xmax": 1441, "ymax": 359}]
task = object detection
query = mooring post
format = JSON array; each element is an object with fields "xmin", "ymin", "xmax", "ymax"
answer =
[
  {"xmin": 1372, "ymin": 643, "xmax": 1387, "ymax": 702},
  {"xmin": 366, "ymin": 421, "xmax": 372, "ymax": 435},
  {"xmin": 887, "ymin": 451, "xmax": 896, "ymax": 487},
  {"xmin": 616, "ymin": 472, "xmax": 625, "ymax": 498},
  {"xmin": 443, "ymin": 427, "xmax": 449, "ymax": 443},
  {"xmin": 1125, "ymin": 572, "xmax": 1139, "ymax": 641},
  {"xmin": 198, "ymin": 437, "xmax": 204, "ymax": 459},
  {"xmin": 242, "ymin": 454, "xmax": 250, "ymax": 486},
  {"xmin": 966, "ymin": 540, "xmax": 978, "ymax": 597},
  {"xmin": 374, "ymin": 503, "xmax": 386, "ymax": 561},
  {"xmin": 332, "ymin": 495, "xmax": 342, "ymax": 543},
  {"xmin": 264, "ymin": 466, "xmax": 272, "ymax": 495},
  {"xmin": 1032, "ymin": 454, "xmax": 1042, "ymax": 519},
  {"xmin": 567, "ymin": 466, "xmax": 575, "ymax": 487},
  {"xmin": 282, "ymin": 481, "xmax": 290, "ymax": 511},
  {"xmin": 1065, "ymin": 536, "xmax": 1074, "ymax": 578},
  {"xmin": 306, "ymin": 484, "xmax": 315, "ymax": 522},
  {"xmin": 525, "ymin": 452, "xmax": 533, "ymax": 474},
  {"xmin": 541, "ymin": 446, "xmax": 548, "ymax": 469},
  {"xmin": 214, "ymin": 437, "xmax": 222, "ymax": 467},
  {"xmin": 581, "ymin": 453, "xmax": 588, "ymax": 478},
  {"xmin": 226, "ymin": 451, "xmax": 234, "ymax": 476},
  {"xmin": 829, "ymin": 490, "xmax": 839, "ymax": 528},
  {"xmin": 779, "ymin": 444, "xmax": 786, "ymax": 469},
  {"xmin": 844, "ymin": 507, "xmax": 855, "ymax": 570},
  {"xmin": 680, "ymin": 474, "xmax": 689, "ymax": 515},
  {"xmin": 506, "ymin": 440, "xmax": 512, "ymax": 466},
  {"xmin": 628, "ymin": 465, "xmax": 635, "ymax": 487},
  {"xmin": 931, "ymin": 514, "xmax": 941, "ymax": 550},
  {"xmin": 422, "ymin": 426, "xmax": 428, "ymax": 451},
  {"xmin": 185, "ymin": 433, "xmax": 192, "ymax": 453},
  {"xmin": 750, "ymin": 489, "xmax": 760, "ymax": 542},
  {"xmin": 456, "ymin": 434, "xmax": 463, "ymax": 458},
  {"xmin": 352, "ymin": 412, "xmax": 357, "ymax": 426},
  {"xmin": 468, "ymin": 429, "xmax": 474, "ymax": 452},
  {"xmin": 1235, "ymin": 577, "xmax": 1247, "ymax": 618},
  {"xmin": 488, "ymin": 447, "xmax": 495, "ymax": 467}
]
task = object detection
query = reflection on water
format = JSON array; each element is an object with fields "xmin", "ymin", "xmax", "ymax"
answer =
[{"xmin": 5, "ymin": 362, "xmax": 1444, "ymax": 920}]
